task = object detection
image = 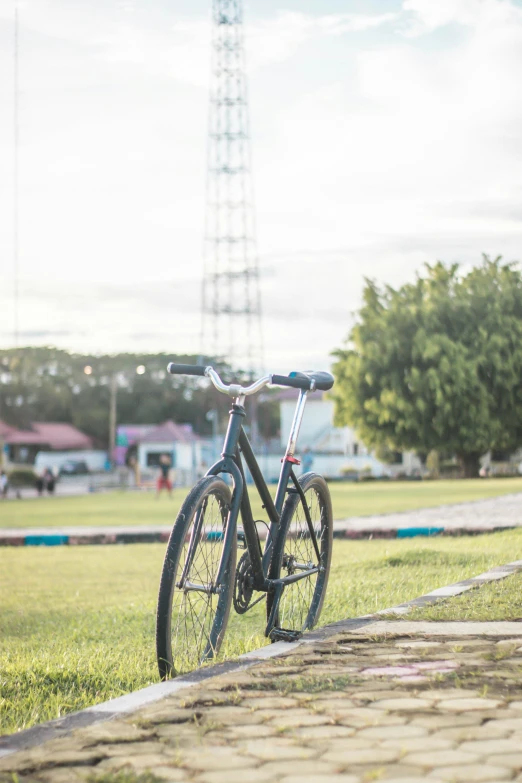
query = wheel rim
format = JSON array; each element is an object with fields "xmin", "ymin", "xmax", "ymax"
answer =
[
  {"xmin": 169, "ymin": 491, "xmax": 230, "ymax": 673},
  {"xmin": 278, "ymin": 486, "xmax": 327, "ymax": 631}
]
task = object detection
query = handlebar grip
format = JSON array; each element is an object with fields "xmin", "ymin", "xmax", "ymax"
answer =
[
  {"xmin": 271, "ymin": 373, "xmax": 311, "ymax": 390},
  {"xmin": 167, "ymin": 363, "xmax": 207, "ymax": 376}
]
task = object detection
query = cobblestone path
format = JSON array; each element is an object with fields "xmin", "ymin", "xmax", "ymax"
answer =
[
  {"xmin": 3, "ymin": 621, "xmax": 522, "ymax": 783},
  {"xmin": 336, "ymin": 491, "xmax": 522, "ymax": 532}
]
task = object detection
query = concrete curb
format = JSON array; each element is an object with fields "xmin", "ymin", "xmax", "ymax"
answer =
[
  {"xmin": 334, "ymin": 525, "xmax": 515, "ymax": 539},
  {"xmin": 2, "ymin": 558, "xmax": 522, "ymax": 758},
  {"xmin": 0, "ymin": 531, "xmax": 171, "ymax": 547},
  {"xmin": 0, "ymin": 524, "xmax": 516, "ymax": 547}
]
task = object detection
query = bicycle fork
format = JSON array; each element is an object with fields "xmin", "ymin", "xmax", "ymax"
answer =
[
  {"xmin": 176, "ymin": 459, "xmax": 244, "ymax": 596},
  {"xmin": 264, "ymin": 467, "xmax": 322, "ymax": 639}
]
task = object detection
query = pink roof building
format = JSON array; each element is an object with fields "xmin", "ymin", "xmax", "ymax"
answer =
[
  {"xmin": 0, "ymin": 420, "xmax": 93, "ymax": 464},
  {"xmin": 31, "ymin": 423, "xmax": 93, "ymax": 450},
  {"xmin": 134, "ymin": 421, "xmax": 203, "ymax": 477},
  {"xmin": 138, "ymin": 420, "xmax": 197, "ymax": 445},
  {"xmin": 0, "ymin": 420, "xmax": 18, "ymax": 439}
]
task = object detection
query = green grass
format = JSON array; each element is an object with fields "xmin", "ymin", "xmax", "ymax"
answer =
[
  {"xmin": 2, "ymin": 529, "xmax": 522, "ymax": 735},
  {"xmin": 409, "ymin": 570, "xmax": 522, "ymax": 622},
  {"xmin": 87, "ymin": 774, "xmax": 163, "ymax": 783},
  {"xmin": 2, "ymin": 476, "xmax": 522, "ymax": 529}
]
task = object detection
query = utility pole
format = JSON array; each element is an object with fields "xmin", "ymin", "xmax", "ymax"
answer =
[
  {"xmin": 109, "ymin": 373, "xmax": 117, "ymax": 468},
  {"xmin": 206, "ymin": 409, "xmax": 219, "ymax": 462},
  {"xmin": 85, "ymin": 365, "xmax": 145, "ymax": 470},
  {"xmin": 200, "ymin": 0, "xmax": 263, "ymax": 375}
]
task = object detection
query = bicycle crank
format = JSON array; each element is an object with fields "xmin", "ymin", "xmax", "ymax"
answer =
[{"xmin": 233, "ymin": 551, "xmax": 255, "ymax": 614}]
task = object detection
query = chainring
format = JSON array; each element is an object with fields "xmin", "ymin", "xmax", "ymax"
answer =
[{"xmin": 233, "ymin": 550, "xmax": 255, "ymax": 614}]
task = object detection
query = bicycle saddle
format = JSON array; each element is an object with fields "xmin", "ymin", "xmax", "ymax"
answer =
[{"xmin": 289, "ymin": 370, "xmax": 334, "ymax": 391}]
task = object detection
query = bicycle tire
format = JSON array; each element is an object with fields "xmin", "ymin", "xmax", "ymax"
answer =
[
  {"xmin": 156, "ymin": 476, "xmax": 236, "ymax": 680},
  {"xmin": 267, "ymin": 472, "xmax": 333, "ymax": 633}
]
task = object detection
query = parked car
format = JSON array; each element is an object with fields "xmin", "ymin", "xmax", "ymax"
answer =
[{"xmin": 59, "ymin": 460, "xmax": 89, "ymax": 476}]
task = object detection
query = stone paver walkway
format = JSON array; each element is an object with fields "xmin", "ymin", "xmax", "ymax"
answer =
[
  {"xmin": 3, "ymin": 620, "xmax": 522, "ymax": 783},
  {"xmin": 2, "ymin": 492, "xmax": 522, "ymax": 546},
  {"xmin": 335, "ymin": 492, "xmax": 522, "ymax": 534}
]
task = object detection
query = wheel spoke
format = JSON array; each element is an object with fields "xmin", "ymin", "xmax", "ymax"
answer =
[
  {"xmin": 159, "ymin": 483, "xmax": 234, "ymax": 676},
  {"xmin": 277, "ymin": 481, "xmax": 330, "ymax": 632}
]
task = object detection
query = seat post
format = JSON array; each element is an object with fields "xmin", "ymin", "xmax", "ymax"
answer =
[
  {"xmin": 284, "ymin": 389, "xmax": 308, "ymax": 462},
  {"xmin": 273, "ymin": 389, "xmax": 309, "ymax": 513}
]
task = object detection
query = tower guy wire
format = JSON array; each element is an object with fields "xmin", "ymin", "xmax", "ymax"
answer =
[
  {"xmin": 200, "ymin": 0, "xmax": 263, "ymax": 376},
  {"xmin": 13, "ymin": 1, "xmax": 19, "ymax": 347}
]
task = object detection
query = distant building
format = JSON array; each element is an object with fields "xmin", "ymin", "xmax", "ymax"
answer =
[
  {"xmin": 276, "ymin": 390, "xmax": 421, "ymax": 479},
  {"xmin": 0, "ymin": 421, "xmax": 93, "ymax": 466},
  {"xmin": 114, "ymin": 424, "xmax": 157, "ymax": 467},
  {"xmin": 280, "ymin": 391, "xmax": 369, "ymax": 453},
  {"xmin": 0, "ymin": 420, "xmax": 17, "ymax": 442},
  {"xmin": 116, "ymin": 420, "xmax": 208, "ymax": 486}
]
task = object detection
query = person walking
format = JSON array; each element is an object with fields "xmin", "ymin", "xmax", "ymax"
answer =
[
  {"xmin": 156, "ymin": 454, "xmax": 173, "ymax": 498},
  {"xmin": 44, "ymin": 468, "xmax": 55, "ymax": 495},
  {"xmin": 35, "ymin": 469, "xmax": 45, "ymax": 496},
  {"xmin": 0, "ymin": 470, "xmax": 9, "ymax": 499}
]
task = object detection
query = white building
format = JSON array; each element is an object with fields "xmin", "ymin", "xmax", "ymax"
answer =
[
  {"xmin": 280, "ymin": 394, "xmax": 365, "ymax": 455},
  {"xmin": 274, "ymin": 390, "xmax": 421, "ymax": 480},
  {"xmin": 136, "ymin": 420, "xmax": 206, "ymax": 486}
]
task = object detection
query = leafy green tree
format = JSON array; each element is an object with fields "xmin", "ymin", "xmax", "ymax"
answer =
[
  {"xmin": 0, "ymin": 348, "xmax": 279, "ymax": 446},
  {"xmin": 333, "ymin": 256, "xmax": 522, "ymax": 478}
]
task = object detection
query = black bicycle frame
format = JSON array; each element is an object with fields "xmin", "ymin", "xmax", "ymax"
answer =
[{"xmin": 206, "ymin": 398, "xmax": 320, "ymax": 606}]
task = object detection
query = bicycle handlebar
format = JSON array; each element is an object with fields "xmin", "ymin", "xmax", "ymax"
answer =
[
  {"xmin": 166, "ymin": 363, "xmax": 207, "ymax": 377},
  {"xmin": 167, "ymin": 362, "xmax": 321, "ymax": 396}
]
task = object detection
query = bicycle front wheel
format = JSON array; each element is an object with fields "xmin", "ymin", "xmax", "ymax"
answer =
[
  {"xmin": 156, "ymin": 476, "xmax": 236, "ymax": 680},
  {"xmin": 267, "ymin": 472, "xmax": 333, "ymax": 633}
]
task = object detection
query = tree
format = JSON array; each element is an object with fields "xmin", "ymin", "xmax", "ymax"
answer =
[
  {"xmin": 0, "ymin": 347, "xmax": 279, "ymax": 446},
  {"xmin": 332, "ymin": 256, "xmax": 522, "ymax": 478}
]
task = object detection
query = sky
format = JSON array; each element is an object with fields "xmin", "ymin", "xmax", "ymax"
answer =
[{"xmin": 0, "ymin": 0, "xmax": 522, "ymax": 373}]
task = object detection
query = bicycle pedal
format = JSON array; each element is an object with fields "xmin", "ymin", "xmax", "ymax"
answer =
[{"xmin": 269, "ymin": 627, "xmax": 303, "ymax": 643}]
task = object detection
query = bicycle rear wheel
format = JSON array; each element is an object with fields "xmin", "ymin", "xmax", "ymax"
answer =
[
  {"xmin": 267, "ymin": 472, "xmax": 333, "ymax": 633},
  {"xmin": 156, "ymin": 476, "xmax": 236, "ymax": 680}
]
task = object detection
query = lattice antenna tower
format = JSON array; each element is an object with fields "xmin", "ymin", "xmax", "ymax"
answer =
[{"xmin": 201, "ymin": 0, "xmax": 263, "ymax": 375}]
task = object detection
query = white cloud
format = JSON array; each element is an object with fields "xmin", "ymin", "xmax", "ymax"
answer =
[
  {"xmin": 318, "ymin": 12, "xmax": 399, "ymax": 34},
  {"xmin": 1, "ymin": 0, "xmax": 522, "ymax": 370},
  {"xmin": 246, "ymin": 11, "xmax": 398, "ymax": 70},
  {"xmin": 0, "ymin": 3, "xmax": 398, "ymax": 88},
  {"xmin": 90, "ymin": 10, "xmax": 399, "ymax": 87},
  {"xmin": 402, "ymin": 0, "xmax": 521, "ymax": 35},
  {"xmin": 257, "ymin": 0, "xmax": 522, "ymax": 246},
  {"xmin": 248, "ymin": 0, "xmax": 522, "ymax": 368}
]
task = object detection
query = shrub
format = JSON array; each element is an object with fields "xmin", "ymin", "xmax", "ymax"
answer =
[{"xmin": 8, "ymin": 468, "xmax": 37, "ymax": 487}]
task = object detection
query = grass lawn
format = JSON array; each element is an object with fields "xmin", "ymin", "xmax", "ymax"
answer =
[
  {"xmin": 2, "ymin": 476, "xmax": 522, "ymax": 529},
  {"xmin": 409, "ymin": 569, "xmax": 522, "ymax": 622},
  {"xmin": 2, "ymin": 528, "xmax": 522, "ymax": 734}
]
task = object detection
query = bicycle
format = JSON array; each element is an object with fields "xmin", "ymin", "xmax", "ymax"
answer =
[{"xmin": 156, "ymin": 363, "xmax": 335, "ymax": 679}]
